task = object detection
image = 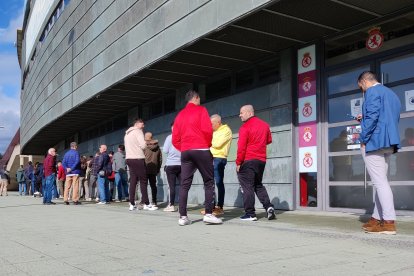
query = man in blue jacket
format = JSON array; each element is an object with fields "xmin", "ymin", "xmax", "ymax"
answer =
[
  {"xmin": 62, "ymin": 142, "xmax": 81, "ymax": 205},
  {"xmin": 357, "ymin": 71, "xmax": 401, "ymax": 235}
]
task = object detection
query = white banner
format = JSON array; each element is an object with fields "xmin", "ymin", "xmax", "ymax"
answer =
[
  {"xmin": 405, "ymin": 90, "xmax": 414, "ymax": 112},
  {"xmin": 299, "ymin": 146, "xmax": 317, "ymax": 172},
  {"xmin": 297, "ymin": 45, "xmax": 316, "ymax": 74}
]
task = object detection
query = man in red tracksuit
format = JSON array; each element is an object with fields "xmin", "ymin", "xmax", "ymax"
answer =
[
  {"xmin": 236, "ymin": 105, "xmax": 276, "ymax": 221},
  {"xmin": 172, "ymin": 90, "xmax": 223, "ymax": 226}
]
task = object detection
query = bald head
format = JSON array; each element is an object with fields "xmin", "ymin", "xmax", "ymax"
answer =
[
  {"xmin": 99, "ymin": 144, "xmax": 107, "ymax": 153},
  {"xmin": 48, "ymin": 148, "xmax": 56, "ymax": 156},
  {"xmin": 239, "ymin": 105, "xmax": 255, "ymax": 122},
  {"xmin": 144, "ymin": 132, "xmax": 153, "ymax": 141}
]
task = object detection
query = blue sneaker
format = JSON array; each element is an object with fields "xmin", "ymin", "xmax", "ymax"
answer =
[{"xmin": 240, "ymin": 214, "xmax": 257, "ymax": 221}]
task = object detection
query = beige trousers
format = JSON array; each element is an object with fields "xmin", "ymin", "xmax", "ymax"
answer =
[{"xmin": 64, "ymin": 175, "xmax": 79, "ymax": 202}]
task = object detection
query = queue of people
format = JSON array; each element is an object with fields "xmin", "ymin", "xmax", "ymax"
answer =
[{"xmin": 8, "ymin": 71, "xmax": 401, "ymax": 234}]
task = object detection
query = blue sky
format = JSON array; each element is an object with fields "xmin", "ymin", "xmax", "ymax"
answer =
[{"xmin": 0, "ymin": 0, "xmax": 25, "ymax": 155}]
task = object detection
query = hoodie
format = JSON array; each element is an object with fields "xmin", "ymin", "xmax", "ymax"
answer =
[
  {"xmin": 124, "ymin": 127, "xmax": 146, "ymax": 159},
  {"xmin": 144, "ymin": 139, "xmax": 162, "ymax": 175}
]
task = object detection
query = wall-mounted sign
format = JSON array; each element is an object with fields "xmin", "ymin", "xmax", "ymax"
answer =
[
  {"xmin": 299, "ymin": 146, "xmax": 317, "ymax": 172},
  {"xmin": 298, "ymin": 70, "xmax": 316, "ymax": 98},
  {"xmin": 298, "ymin": 95, "xmax": 317, "ymax": 123},
  {"xmin": 297, "ymin": 45, "xmax": 316, "ymax": 74},
  {"xmin": 350, "ymin": 97, "xmax": 363, "ymax": 118},
  {"xmin": 299, "ymin": 123, "xmax": 317, "ymax": 147},
  {"xmin": 405, "ymin": 90, "xmax": 414, "ymax": 112},
  {"xmin": 366, "ymin": 27, "xmax": 384, "ymax": 51},
  {"xmin": 346, "ymin": 125, "xmax": 361, "ymax": 150}
]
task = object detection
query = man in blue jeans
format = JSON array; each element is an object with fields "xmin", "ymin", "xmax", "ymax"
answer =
[
  {"xmin": 112, "ymin": 144, "xmax": 128, "ymax": 201},
  {"xmin": 202, "ymin": 114, "xmax": 232, "ymax": 216},
  {"xmin": 96, "ymin": 144, "xmax": 111, "ymax": 205},
  {"xmin": 43, "ymin": 148, "xmax": 57, "ymax": 205}
]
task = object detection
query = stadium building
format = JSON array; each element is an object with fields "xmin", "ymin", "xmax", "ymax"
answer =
[{"xmin": 18, "ymin": 0, "xmax": 414, "ymax": 214}]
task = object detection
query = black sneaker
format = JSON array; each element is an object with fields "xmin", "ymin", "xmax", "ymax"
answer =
[
  {"xmin": 240, "ymin": 214, "xmax": 258, "ymax": 221},
  {"xmin": 267, "ymin": 207, "xmax": 276, "ymax": 220},
  {"xmin": 73, "ymin": 201, "xmax": 81, "ymax": 205},
  {"xmin": 64, "ymin": 201, "xmax": 70, "ymax": 205},
  {"xmin": 49, "ymin": 202, "xmax": 56, "ymax": 205}
]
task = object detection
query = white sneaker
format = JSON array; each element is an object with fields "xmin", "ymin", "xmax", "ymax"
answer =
[
  {"xmin": 95, "ymin": 198, "xmax": 100, "ymax": 202},
  {"xmin": 129, "ymin": 203, "xmax": 137, "ymax": 211},
  {"xmin": 178, "ymin": 216, "xmax": 192, "ymax": 226},
  {"xmin": 163, "ymin": 204, "xmax": 176, "ymax": 212},
  {"xmin": 143, "ymin": 204, "xmax": 158, "ymax": 211},
  {"xmin": 96, "ymin": 201, "xmax": 106, "ymax": 205},
  {"xmin": 203, "ymin": 214, "xmax": 223, "ymax": 224},
  {"xmin": 86, "ymin": 198, "xmax": 92, "ymax": 201}
]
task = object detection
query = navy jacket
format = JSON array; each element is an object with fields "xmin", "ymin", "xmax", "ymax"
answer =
[
  {"xmin": 62, "ymin": 149, "xmax": 81, "ymax": 175},
  {"xmin": 359, "ymin": 84, "xmax": 401, "ymax": 153}
]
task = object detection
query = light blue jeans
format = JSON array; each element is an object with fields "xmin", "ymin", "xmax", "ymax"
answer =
[{"xmin": 98, "ymin": 175, "xmax": 109, "ymax": 203}]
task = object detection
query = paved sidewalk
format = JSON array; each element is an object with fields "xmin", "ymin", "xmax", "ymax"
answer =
[{"xmin": 1, "ymin": 192, "xmax": 413, "ymax": 276}]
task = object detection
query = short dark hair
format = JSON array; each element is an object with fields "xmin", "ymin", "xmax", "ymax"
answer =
[
  {"xmin": 133, "ymin": 118, "xmax": 144, "ymax": 125},
  {"xmin": 109, "ymin": 151, "xmax": 114, "ymax": 155},
  {"xmin": 185, "ymin": 90, "xmax": 199, "ymax": 102},
  {"xmin": 118, "ymin": 144, "xmax": 125, "ymax": 151},
  {"xmin": 358, "ymin": 71, "xmax": 378, "ymax": 83}
]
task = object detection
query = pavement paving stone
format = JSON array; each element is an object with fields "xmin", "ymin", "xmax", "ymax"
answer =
[{"xmin": 1, "ymin": 193, "xmax": 414, "ymax": 275}]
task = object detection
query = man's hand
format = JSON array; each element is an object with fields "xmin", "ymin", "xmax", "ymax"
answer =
[
  {"xmin": 66, "ymin": 168, "xmax": 71, "ymax": 173},
  {"xmin": 361, "ymin": 143, "xmax": 365, "ymax": 148},
  {"xmin": 356, "ymin": 114, "xmax": 363, "ymax": 122},
  {"xmin": 236, "ymin": 165, "xmax": 240, "ymax": 173}
]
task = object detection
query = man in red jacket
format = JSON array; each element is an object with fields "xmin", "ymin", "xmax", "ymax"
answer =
[
  {"xmin": 236, "ymin": 105, "xmax": 275, "ymax": 221},
  {"xmin": 43, "ymin": 148, "xmax": 57, "ymax": 205},
  {"xmin": 172, "ymin": 90, "xmax": 222, "ymax": 226}
]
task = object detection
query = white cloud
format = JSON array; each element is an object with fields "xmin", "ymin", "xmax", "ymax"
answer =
[
  {"xmin": 0, "ymin": 53, "xmax": 21, "ymax": 87},
  {"xmin": 0, "ymin": 89, "xmax": 20, "ymax": 154},
  {"xmin": 0, "ymin": 7, "xmax": 24, "ymax": 44}
]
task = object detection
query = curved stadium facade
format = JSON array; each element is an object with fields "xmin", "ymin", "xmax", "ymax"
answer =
[{"xmin": 19, "ymin": 0, "xmax": 414, "ymax": 212}]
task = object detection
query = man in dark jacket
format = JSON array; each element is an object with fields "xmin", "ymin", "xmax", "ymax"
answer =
[
  {"xmin": 62, "ymin": 142, "xmax": 81, "ymax": 205},
  {"xmin": 96, "ymin": 144, "xmax": 110, "ymax": 204},
  {"xmin": 144, "ymin": 132, "xmax": 162, "ymax": 207},
  {"xmin": 0, "ymin": 165, "xmax": 9, "ymax": 196},
  {"xmin": 43, "ymin": 148, "xmax": 57, "ymax": 205},
  {"xmin": 16, "ymin": 165, "xmax": 26, "ymax": 196},
  {"xmin": 25, "ymin": 161, "xmax": 35, "ymax": 195}
]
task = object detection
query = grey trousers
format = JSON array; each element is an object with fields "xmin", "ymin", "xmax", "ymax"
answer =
[{"xmin": 362, "ymin": 147, "xmax": 396, "ymax": 221}]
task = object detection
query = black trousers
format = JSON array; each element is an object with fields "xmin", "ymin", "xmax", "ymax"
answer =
[
  {"xmin": 126, "ymin": 159, "xmax": 148, "ymax": 205},
  {"xmin": 179, "ymin": 150, "xmax": 214, "ymax": 216},
  {"xmin": 237, "ymin": 160, "xmax": 273, "ymax": 216},
  {"xmin": 146, "ymin": 174, "xmax": 158, "ymax": 204},
  {"xmin": 165, "ymin": 165, "xmax": 181, "ymax": 205}
]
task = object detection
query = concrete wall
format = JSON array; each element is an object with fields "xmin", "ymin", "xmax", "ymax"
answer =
[{"xmin": 21, "ymin": 0, "xmax": 273, "ymax": 152}]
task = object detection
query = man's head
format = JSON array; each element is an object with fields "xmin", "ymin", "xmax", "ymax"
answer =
[
  {"xmin": 185, "ymin": 90, "xmax": 201, "ymax": 105},
  {"xmin": 109, "ymin": 151, "xmax": 114, "ymax": 157},
  {"xmin": 133, "ymin": 118, "xmax": 145, "ymax": 129},
  {"xmin": 48, "ymin": 148, "xmax": 56, "ymax": 156},
  {"xmin": 357, "ymin": 71, "xmax": 379, "ymax": 92},
  {"xmin": 239, "ymin": 105, "xmax": 255, "ymax": 122},
  {"xmin": 210, "ymin": 114, "xmax": 222, "ymax": 131},
  {"xmin": 118, "ymin": 144, "xmax": 125, "ymax": 152},
  {"xmin": 57, "ymin": 161, "xmax": 62, "ymax": 166},
  {"xmin": 144, "ymin": 132, "xmax": 153, "ymax": 141},
  {"xmin": 28, "ymin": 161, "xmax": 32, "ymax": 166},
  {"xmin": 99, "ymin": 144, "xmax": 107, "ymax": 153},
  {"xmin": 70, "ymin": 142, "xmax": 78, "ymax": 150}
]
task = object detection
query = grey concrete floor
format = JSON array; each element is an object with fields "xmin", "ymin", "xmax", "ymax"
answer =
[{"xmin": 1, "ymin": 192, "xmax": 413, "ymax": 276}]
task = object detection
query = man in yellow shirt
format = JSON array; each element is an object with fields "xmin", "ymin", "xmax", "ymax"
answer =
[{"xmin": 209, "ymin": 114, "xmax": 232, "ymax": 215}]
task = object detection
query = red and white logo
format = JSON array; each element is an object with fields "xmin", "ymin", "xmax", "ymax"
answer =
[
  {"xmin": 302, "ymin": 103, "xmax": 312, "ymax": 117},
  {"xmin": 303, "ymin": 152, "xmax": 313, "ymax": 168},
  {"xmin": 302, "ymin": 76, "xmax": 312, "ymax": 93},
  {"xmin": 303, "ymin": 127, "xmax": 312, "ymax": 143},
  {"xmin": 366, "ymin": 27, "xmax": 384, "ymax": 51},
  {"xmin": 301, "ymin": 52, "xmax": 312, "ymax": 68}
]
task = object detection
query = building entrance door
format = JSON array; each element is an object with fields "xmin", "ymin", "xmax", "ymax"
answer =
[{"xmin": 324, "ymin": 50, "xmax": 414, "ymax": 214}]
